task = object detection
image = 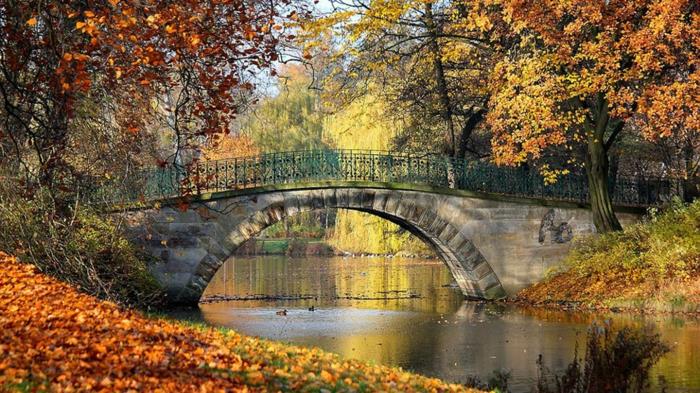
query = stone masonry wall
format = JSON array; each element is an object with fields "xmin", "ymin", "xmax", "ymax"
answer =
[{"xmin": 123, "ymin": 187, "xmax": 638, "ymax": 306}]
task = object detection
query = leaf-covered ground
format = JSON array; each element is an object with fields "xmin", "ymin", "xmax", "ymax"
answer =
[{"xmin": 0, "ymin": 252, "xmax": 482, "ymax": 392}]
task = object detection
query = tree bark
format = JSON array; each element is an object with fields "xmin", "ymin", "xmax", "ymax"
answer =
[
  {"xmin": 424, "ymin": 2, "xmax": 456, "ymax": 157},
  {"xmin": 456, "ymin": 108, "xmax": 486, "ymax": 159},
  {"xmin": 585, "ymin": 94, "xmax": 623, "ymax": 232},
  {"xmin": 683, "ymin": 141, "xmax": 699, "ymax": 202}
]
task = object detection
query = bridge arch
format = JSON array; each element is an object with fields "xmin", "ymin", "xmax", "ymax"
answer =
[
  {"xmin": 116, "ymin": 149, "xmax": 660, "ymax": 306},
  {"xmin": 132, "ymin": 187, "xmax": 506, "ymax": 305}
]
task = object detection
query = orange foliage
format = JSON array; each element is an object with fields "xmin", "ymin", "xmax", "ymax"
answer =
[
  {"xmin": 2, "ymin": 1, "xmax": 302, "ymax": 184},
  {"xmin": 0, "ymin": 253, "xmax": 481, "ymax": 392},
  {"xmin": 484, "ymin": 0, "xmax": 699, "ymax": 170},
  {"xmin": 203, "ymin": 134, "xmax": 260, "ymax": 161},
  {"xmin": 516, "ymin": 268, "xmax": 700, "ymax": 313}
]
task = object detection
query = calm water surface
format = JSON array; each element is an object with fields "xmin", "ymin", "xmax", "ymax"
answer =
[{"xmin": 174, "ymin": 256, "xmax": 700, "ymax": 392}]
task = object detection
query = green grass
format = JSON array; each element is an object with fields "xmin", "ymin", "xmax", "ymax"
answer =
[{"xmin": 260, "ymin": 239, "xmax": 289, "ymax": 254}]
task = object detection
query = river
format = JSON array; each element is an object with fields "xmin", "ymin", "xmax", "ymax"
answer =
[{"xmin": 171, "ymin": 256, "xmax": 700, "ymax": 392}]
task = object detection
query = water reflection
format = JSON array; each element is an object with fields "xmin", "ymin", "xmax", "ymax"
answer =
[{"xmin": 185, "ymin": 256, "xmax": 700, "ymax": 393}]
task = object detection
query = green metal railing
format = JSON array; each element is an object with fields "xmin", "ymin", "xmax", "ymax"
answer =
[{"xmin": 91, "ymin": 149, "xmax": 683, "ymax": 208}]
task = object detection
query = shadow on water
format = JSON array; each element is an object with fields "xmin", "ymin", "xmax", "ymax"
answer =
[{"xmin": 168, "ymin": 256, "xmax": 700, "ymax": 393}]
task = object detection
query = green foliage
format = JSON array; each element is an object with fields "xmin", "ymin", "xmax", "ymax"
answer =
[
  {"xmin": 0, "ymin": 183, "xmax": 163, "ymax": 309},
  {"xmin": 263, "ymin": 218, "xmax": 326, "ymax": 239},
  {"xmin": 261, "ymin": 240, "xmax": 289, "ymax": 255},
  {"xmin": 3, "ymin": 379, "xmax": 49, "ymax": 393},
  {"xmin": 564, "ymin": 199, "xmax": 700, "ymax": 280}
]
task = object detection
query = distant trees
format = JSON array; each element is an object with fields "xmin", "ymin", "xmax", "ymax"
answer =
[
  {"xmin": 303, "ymin": 0, "xmax": 495, "ymax": 158},
  {"xmin": 241, "ymin": 65, "xmax": 327, "ymax": 152}
]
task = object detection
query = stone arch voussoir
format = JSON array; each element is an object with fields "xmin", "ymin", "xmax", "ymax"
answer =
[{"xmin": 169, "ymin": 188, "xmax": 506, "ymax": 305}]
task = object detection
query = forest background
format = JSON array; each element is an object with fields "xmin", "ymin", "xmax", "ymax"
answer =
[{"xmin": 204, "ymin": 65, "xmax": 430, "ymax": 256}]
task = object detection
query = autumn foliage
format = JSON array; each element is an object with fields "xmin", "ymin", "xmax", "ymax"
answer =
[
  {"xmin": 0, "ymin": 252, "xmax": 481, "ymax": 392},
  {"xmin": 486, "ymin": 0, "xmax": 699, "ymax": 167},
  {"xmin": 1, "ymin": 0, "xmax": 300, "ymax": 191}
]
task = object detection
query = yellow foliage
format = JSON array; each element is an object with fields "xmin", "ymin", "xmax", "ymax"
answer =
[
  {"xmin": 323, "ymin": 95, "xmax": 429, "ymax": 255},
  {"xmin": 486, "ymin": 0, "xmax": 699, "ymax": 178}
]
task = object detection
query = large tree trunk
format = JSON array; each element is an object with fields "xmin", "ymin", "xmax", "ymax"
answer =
[
  {"xmin": 586, "ymin": 136, "xmax": 622, "ymax": 232},
  {"xmin": 585, "ymin": 94, "xmax": 622, "ymax": 232},
  {"xmin": 424, "ymin": 2, "xmax": 456, "ymax": 157}
]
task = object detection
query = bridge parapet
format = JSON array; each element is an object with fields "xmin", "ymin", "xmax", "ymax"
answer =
[{"xmin": 94, "ymin": 149, "xmax": 682, "ymax": 208}]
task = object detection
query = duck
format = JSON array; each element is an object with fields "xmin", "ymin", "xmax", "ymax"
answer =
[
  {"xmin": 308, "ymin": 305, "xmax": 315, "ymax": 312},
  {"xmin": 275, "ymin": 309, "xmax": 287, "ymax": 316}
]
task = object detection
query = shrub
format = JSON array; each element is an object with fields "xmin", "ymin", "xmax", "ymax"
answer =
[
  {"xmin": 536, "ymin": 322, "xmax": 670, "ymax": 393},
  {"xmin": 0, "ymin": 183, "xmax": 162, "ymax": 308},
  {"xmin": 564, "ymin": 199, "xmax": 700, "ymax": 280}
]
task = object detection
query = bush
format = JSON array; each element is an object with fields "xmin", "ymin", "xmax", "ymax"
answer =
[
  {"xmin": 0, "ymin": 184, "xmax": 162, "ymax": 308},
  {"xmin": 536, "ymin": 322, "xmax": 669, "ymax": 393},
  {"xmin": 564, "ymin": 199, "xmax": 700, "ymax": 280}
]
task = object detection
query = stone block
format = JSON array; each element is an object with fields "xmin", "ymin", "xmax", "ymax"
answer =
[
  {"xmin": 361, "ymin": 190, "xmax": 375, "ymax": 209},
  {"xmin": 427, "ymin": 216, "xmax": 448, "ymax": 237},
  {"xmin": 283, "ymin": 195, "xmax": 301, "ymax": 217},
  {"xmin": 346, "ymin": 189, "xmax": 364, "ymax": 208},
  {"xmin": 447, "ymin": 234, "xmax": 468, "ymax": 252},
  {"xmin": 371, "ymin": 190, "xmax": 391, "ymax": 212},
  {"xmin": 165, "ymin": 236, "xmax": 200, "ymax": 248},
  {"xmin": 323, "ymin": 189, "xmax": 338, "ymax": 208},
  {"xmin": 437, "ymin": 224, "xmax": 459, "ymax": 244},
  {"xmin": 478, "ymin": 272, "xmax": 502, "ymax": 294},
  {"xmin": 472, "ymin": 261, "xmax": 493, "ymax": 280},
  {"xmin": 263, "ymin": 202, "xmax": 286, "ymax": 223},
  {"xmin": 162, "ymin": 247, "xmax": 207, "ymax": 273},
  {"xmin": 194, "ymin": 254, "xmax": 222, "ymax": 278},
  {"xmin": 310, "ymin": 189, "xmax": 325, "ymax": 210},
  {"xmin": 383, "ymin": 192, "xmax": 402, "ymax": 215}
]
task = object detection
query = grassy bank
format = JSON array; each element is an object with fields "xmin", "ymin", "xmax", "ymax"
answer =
[
  {"xmin": 0, "ymin": 252, "xmax": 480, "ymax": 392},
  {"xmin": 517, "ymin": 200, "xmax": 700, "ymax": 313},
  {"xmin": 235, "ymin": 238, "xmax": 336, "ymax": 257}
]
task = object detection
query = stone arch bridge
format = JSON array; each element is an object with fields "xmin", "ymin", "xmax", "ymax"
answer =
[{"xmin": 112, "ymin": 150, "xmax": 674, "ymax": 306}]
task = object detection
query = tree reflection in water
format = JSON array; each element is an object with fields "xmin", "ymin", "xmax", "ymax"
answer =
[{"xmin": 175, "ymin": 256, "xmax": 700, "ymax": 393}]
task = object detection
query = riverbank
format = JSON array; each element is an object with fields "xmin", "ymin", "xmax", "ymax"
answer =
[
  {"xmin": 0, "ymin": 252, "xmax": 480, "ymax": 392},
  {"xmin": 235, "ymin": 237, "xmax": 434, "ymax": 259},
  {"xmin": 515, "ymin": 200, "xmax": 700, "ymax": 314}
]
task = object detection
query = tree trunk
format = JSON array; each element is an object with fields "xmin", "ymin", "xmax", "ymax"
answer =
[
  {"xmin": 608, "ymin": 149, "xmax": 619, "ymax": 196},
  {"xmin": 456, "ymin": 108, "xmax": 486, "ymax": 159},
  {"xmin": 585, "ymin": 94, "xmax": 622, "ymax": 232},
  {"xmin": 683, "ymin": 141, "xmax": 699, "ymax": 202},
  {"xmin": 424, "ymin": 2, "xmax": 456, "ymax": 157}
]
